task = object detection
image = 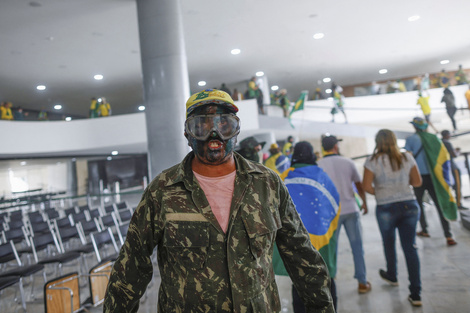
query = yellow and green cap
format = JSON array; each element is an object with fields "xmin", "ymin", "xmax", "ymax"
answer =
[{"xmin": 186, "ymin": 89, "xmax": 238, "ymax": 117}]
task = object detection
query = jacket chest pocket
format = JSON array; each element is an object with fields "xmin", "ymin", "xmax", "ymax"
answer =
[
  {"xmin": 242, "ymin": 211, "xmax": 281, "ymax": 260},
  {"xmin": 162, "ymin": 220, "xmax": 209, "ymax": 268}
]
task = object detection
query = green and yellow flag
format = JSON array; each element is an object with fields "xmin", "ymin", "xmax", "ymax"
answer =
[
  {"xmin": 290, "ymin": 90, "xmax": 308, "ymax": 117},
  {"xmin": 289, "ymin": 90, "xmax": 308, "ymax": 128},
  {"xmin": 418, "ymin": 132, "xmax": 458, "ymax": 221}
]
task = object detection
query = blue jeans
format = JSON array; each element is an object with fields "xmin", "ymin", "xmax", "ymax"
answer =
[
  {"xmin": 376, "ymin": 200, "xmax": 421, "ymax": 296},
  {"xmin": 336, "ymin": 212, "xmax": 367, "ymax": 284}
]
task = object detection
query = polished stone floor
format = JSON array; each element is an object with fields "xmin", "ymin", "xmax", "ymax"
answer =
[{"xmin": 2, "ymin": 193, "xmax": 470, "ymax": 313}]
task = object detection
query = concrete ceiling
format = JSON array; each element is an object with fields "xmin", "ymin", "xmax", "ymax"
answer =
[{"xmin": 1, "ymin": 0, "xmax": 470, "ymax": 117}]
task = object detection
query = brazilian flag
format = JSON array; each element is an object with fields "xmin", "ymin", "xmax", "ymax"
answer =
[
  {"xmin": 419, "ymin": 132, "xmax": 458, "ymax": 220},
  {"xmin": 273, "ymin": 165, "xmax": 340, "ymax": 277},
  {"xmin": 288, "ymin": 90, "xmax": 308, "ymax": 128}
]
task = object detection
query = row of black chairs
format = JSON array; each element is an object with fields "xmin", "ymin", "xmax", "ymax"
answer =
[
  {"xmin": 1, "ymin": 201, "xmax": 130, "ymax": 231},
  {"xmin": 0, "ymin": 204, "xmax": 133, "ymax": 311}
]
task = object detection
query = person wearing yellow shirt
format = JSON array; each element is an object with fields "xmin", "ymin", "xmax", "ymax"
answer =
[
  {"xmin": 1, "ymin": 102, "xmax": 14, "ymax": 120},
  {"xmin": 89, "ymin": 97, "xmax": 99, "ymax": 118},
  {"xmin": 465, "ymin": 85, "xmax": 470, "ymax": 112},
  {"xmin": 416, "ymin": 92, "xmax": 438, "ymax": 133},
  {"xmin": 98, "ymin": 97, "xmax": 112, "ymax": 117}
]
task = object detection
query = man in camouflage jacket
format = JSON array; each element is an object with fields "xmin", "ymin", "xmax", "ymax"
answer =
[{"xmin": 104, "ymin": 89, "xmax": 334, "ymax": 313}]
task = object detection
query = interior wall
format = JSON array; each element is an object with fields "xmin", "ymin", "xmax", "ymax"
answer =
[
  {"xmin": 0, "ymin": 160, "xmax": 68, "ymax": 199},
  {"xmin": 76, "ymin": 159, "xmax": 88, "ymax": 196}
]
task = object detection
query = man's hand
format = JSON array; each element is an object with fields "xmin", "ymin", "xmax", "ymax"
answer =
[{"xmin": 361, "ymin": 203, "xmax": 368, "ymax": 215}]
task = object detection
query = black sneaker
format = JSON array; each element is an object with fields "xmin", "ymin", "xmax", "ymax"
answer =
[
  {"xmin": 379, "ymin": 269, "xmax": 399, "ymax": 286},
  {"xmin": 408, "ymin": 294, "xmax": 422, "ymax": 306}
]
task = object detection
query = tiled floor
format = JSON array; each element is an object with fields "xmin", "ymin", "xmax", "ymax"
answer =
[{"xmin": 2, "ymin": 195, "xmax": 470, "ymax": 313}]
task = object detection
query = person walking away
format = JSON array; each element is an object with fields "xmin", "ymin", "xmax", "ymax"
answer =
[
  {"xmin": 331, "ymin": 85, "xmax": 348, "ymax": 123},
  {"xmin": 104, "ymin": 89, "xmax": 334, "ymax": 312},
  {"xmin": 404, "ymin": 117, "xmax": 458, "ymax": 246},
  {"xmin": 441, "ymin": 88, "xmax": 458, "ymax": 132},
  {"xmin": 441, "ymin": 130, "xmax": 468, "ymax": 210},
  {"xmin": 318, "ymin": 135, "xmax": 371, "ymax": 294},
  {"xmin": 417, "ymin": 91, "xmax": 438, "ymax": 133},
  {"xmin": 362, "ymin": 129, "xmax": 423, "ymax": 306},
  {"xmin": 275, "ymin": 141, "xmax": 341, "ymax": 312}
]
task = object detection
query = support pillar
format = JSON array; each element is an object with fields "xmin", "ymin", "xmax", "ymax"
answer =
[{"xmin": 136, "ymin": 0, "xmax": 190, "ymax": 179}]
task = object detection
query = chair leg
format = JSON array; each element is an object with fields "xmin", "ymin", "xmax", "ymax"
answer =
[
  {"xmin": 43, "ymin": 269, "xmax": 47, "ymax": 283},
  {"xmin": 19, "ymin": 277, "xmax": 27, "ymax": 312},
  {"xmin": 29, "ymin": 274, "xmax": 36, "ymax": 300}
]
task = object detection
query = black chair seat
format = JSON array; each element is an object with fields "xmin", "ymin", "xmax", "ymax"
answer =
[
  {"xmin": 0, "ymin": 254, "xmax": 16, "ymax": 263},
  {"xmin": 0, "ymin": 263, "xmax": 44, "ymax": 278},
  {"xmin": 70, "ymin": 243, "xmax": 95, "ymax": 254},
  {"xmin": 0, "ymin": 276, "xmax": 20, "ymax": 290},
  {"xmin": 16, "ymin": 246, "xmax": 33, "ymax": 255},
  {"xmin": 37, "ymin": 251, "xmax": 82, "ymax": 265}
]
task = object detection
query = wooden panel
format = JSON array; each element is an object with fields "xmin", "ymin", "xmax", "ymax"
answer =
[
  {"xmin": 45, "ymin": 273, "xmax": 80, "ymax": 313},
  {"xmin": 89, "ymin": 261, "xmax": 113, "ymax": 306}
]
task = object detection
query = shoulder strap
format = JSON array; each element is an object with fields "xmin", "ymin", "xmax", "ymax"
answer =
[{"xmin": 414, "ymin": 145, "xmax": 424, "ymax": 158}]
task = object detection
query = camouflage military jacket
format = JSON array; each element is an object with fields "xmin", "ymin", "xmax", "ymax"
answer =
[{"xmin": 104, "ymin": 152, "xmax": 334, "ymax": 313}]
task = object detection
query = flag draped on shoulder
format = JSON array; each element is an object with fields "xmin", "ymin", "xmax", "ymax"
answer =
[
  {"xmin": 288, "ymin": 90, "xmax": 308, "ymax": 128},
  {"xmin": 418, "ymin": 132, "xmax": 458, "ymax": 220},
  {"xmin": 274, "ymin": 165, "xmax": 340, "ymax": 277}
]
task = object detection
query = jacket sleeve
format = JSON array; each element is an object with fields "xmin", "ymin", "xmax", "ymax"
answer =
[
  {"xmin": 275, "ymin": 179, "xmax": 335, "ymax": 313},
  {"xmin": 103, "ymin": 188, "xmax": 162, "ymax": 313}
]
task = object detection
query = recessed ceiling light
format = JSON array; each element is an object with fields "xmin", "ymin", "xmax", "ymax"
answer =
[
  {"xmin": 111, "ymin": 150, "xmax": 119, "ymax": 156},
  {"xmin": 138, "ymin": 105, "xmax": 145, "ymax": 111},
  {"xmin": 256, "ymin": 71, "xmax": 264, "ymax": 77},
  {"xmin": 36, "ymin": 85, "xmax": 46, "ymax": 90},
  {"xmin": 198, "ymin": 81, "xmax": 206, "ymax": 86},
  {"xmin": 65, "ymin": 117, "xmax": 72, "ymax": 121},
  {"xmin": 313, "ymin": 33, "xmax": 324, "ymax": 39},
  {"xmin": 323, "ymin": 77, "xmax": 331, "ymax": 83},
  {"xmin": 94, "ymin": 74, "xmax": 103, "ymax": 80},
  {"xmin": 271, "ymin": 85, "xmax": 279, "ymax": 91},
  {"xmin": 231, "ymin": 49, "xmax": 241, "ymax": 55},
  {"xmin": 440, "ymin": 59, "xmax": 450, "ymax": 65},
  {"xmin": 54, "ymin": 104, "xmax": 62, "ymax": 110},
  {"xmin": 408, "ymin": 15, "xmax": 420, "ymax": 22},
  {"xmin": 325, "ymin": 89, "xmax": 332, "ymax": 94},
  {"xmin": 379, "ymin": 69, "xmax": 388, "ymax": 74},
  {"xmin": 107, "ymin": 156, "xmax": 113, "ymax": 161}
]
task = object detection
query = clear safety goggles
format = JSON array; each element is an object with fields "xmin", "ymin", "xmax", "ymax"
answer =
[{"xmin": 185, "ymin": 114, "xmax": 240, "ymax": 141}]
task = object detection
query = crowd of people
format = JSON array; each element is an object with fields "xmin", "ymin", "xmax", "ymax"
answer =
[
  {"xmin": 103, "ymin": 88, "xmax": 466, "ymax": 312},
  {"xmin": 0, "ymin": 96, "xmax": 112, "ymax": 121},
  {"xmin": 213, "ymin": 66, "xmax": 470, "ymax": 128},
  {"xmin": 89, "ymin": 97, "xmax": 112, "ymax": 118},
  {"xmin": 236, "ymin": 116, "xmax": 464, "ymax": 310}
]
